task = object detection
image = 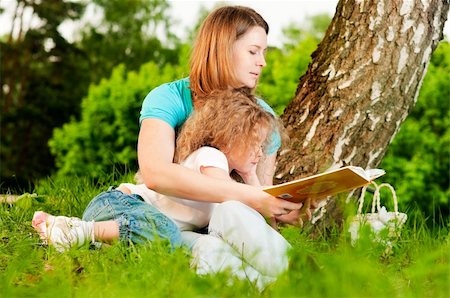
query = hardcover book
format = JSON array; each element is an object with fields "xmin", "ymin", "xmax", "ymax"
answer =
[{"xmin": 264, "ymin": 166, "xmax": 385, "ymax": 203}]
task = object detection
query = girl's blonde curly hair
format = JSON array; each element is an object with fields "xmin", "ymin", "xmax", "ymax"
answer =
[{"xmin": 174, "ymin": 90, "xmax": 286, "ymax": 164}]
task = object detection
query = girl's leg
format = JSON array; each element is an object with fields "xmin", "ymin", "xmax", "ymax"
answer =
[
  {"xmin": 32, "ymin": 211, "xmax": 96, "ymax": 252},
  {"xmin": 32, "ymin": 214, "xmax": 120, "ymax": 251},
  {"xmin": 82, "ymin": 190, "xmax": 181, "ymax": 247},
  {"xmin": 32, "ymin": 189, "xmax": 181, "ymax": 251},
  {"xmin": 208, "ymin": 201, "xmax": 290, "ymax": 277},
  {"xmin": 31, "ymin": 190, "xmax": 123, "ymax": 251},
  {"xmin": 94, "ymin": 221, "xmax": 119, "ymax": 243}
]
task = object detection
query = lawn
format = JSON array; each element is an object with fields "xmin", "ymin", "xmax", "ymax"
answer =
[{"xmin": 1, "ymin": 176, "xmax": 448, "ymax": 297}]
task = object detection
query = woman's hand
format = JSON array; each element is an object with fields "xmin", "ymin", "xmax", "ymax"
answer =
[
  {"xmin": 274, "ymin": 209, "xmax": 303, "ymax": 226},
  {"xmin": 273, "ymin": 198, "xmax": 319, "ymax": 227},
  {"xmin": 247, "ymin": 190, "xmax": 303, "ymax": 220}
]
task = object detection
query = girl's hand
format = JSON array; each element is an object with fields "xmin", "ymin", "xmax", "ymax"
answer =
[
  {"xmin": 236, "ymin": 171, "xmax": 260, "ymax": 186},
  {"xmin": 235, "ymin": 163, "xmax": 260, "ymax": 186}
]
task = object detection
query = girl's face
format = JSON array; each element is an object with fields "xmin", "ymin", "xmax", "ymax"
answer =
[
  {"xmin": 227, "ymin": 127, "xmax": 269, "ymax": 174},
  {"xmin": 232, "ymin": 26, "xmax": 268, "ymax": 89}
]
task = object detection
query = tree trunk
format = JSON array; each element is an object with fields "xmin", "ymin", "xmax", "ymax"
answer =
[{"xmin": 276, "ymin": 0, "xmax": 449, "ymax": 223}]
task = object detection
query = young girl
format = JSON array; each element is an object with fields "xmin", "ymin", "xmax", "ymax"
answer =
[
  {"xmin": 32, "ymin": 90, "xmax": 291, "ymax": 287},
  {"xmin": 171, "ymin": 90, "xmax": 294, "ymax": 287}
]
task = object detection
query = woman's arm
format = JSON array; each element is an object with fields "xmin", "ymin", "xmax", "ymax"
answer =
[
  {"xmin": 137, "ymin": 119, "xmax": 302, "ymax": 218},
  {"xmin": 199, "ymin": 166, "xmax": 233, "ymax": 181}
]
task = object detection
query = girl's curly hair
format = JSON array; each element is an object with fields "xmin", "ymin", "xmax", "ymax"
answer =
[{"xmin": 174, "ymin": 89, "xmax": 287, "ymax": 164}]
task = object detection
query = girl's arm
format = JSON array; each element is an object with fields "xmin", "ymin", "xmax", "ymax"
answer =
[
  {"xmin": 236, "ymin": 161, "xmax": 262, "ymax": 187},
  {"xmin": 137, "ymin": 119, "xmax": 302, "ymax": 218},
  {"xmin": 256, "ymin": 153, "xmax": 277, "ymax": 186}
]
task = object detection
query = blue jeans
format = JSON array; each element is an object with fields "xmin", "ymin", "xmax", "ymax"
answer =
[{"xmin": 82, "ymin": 189, "xmax": 181, "ymax": 248}]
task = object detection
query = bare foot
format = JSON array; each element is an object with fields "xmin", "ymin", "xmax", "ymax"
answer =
[{"xmin": 32, "ymin": 211, "xmax": 54, "ymax": 244}]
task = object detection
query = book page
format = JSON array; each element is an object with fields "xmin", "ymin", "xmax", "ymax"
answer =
[
  {"xmin": 348, "ymin": 166, "xmax": 368, "ymax": 180},
  {"xmin": 349, "ymin": 167, "xmax": 386, "ymax": 180},
  {"xmin": 365, "ymin": 168, "xmax": 386, "ymax": 180}
]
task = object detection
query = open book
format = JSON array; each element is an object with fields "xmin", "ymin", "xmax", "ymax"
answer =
[{"xmin": 264, "ymin": 166, "xmax": 385, "ymax": 203}]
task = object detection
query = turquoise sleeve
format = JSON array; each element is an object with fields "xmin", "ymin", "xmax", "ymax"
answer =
[
  {"xmin": 256, "ymin": 98, "xmax": 281, "ymax": 155},
  {"xmin": 139, "ymin": 84, "xmax": 184, "ymax": 128}
]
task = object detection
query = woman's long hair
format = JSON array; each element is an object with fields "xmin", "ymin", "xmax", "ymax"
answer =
[{"xmin": 189, "ymin": 6, "xmax": 269, "ymax": 105}]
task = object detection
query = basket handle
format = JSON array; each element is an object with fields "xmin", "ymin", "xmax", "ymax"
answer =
[
  {"xmin": 357, "ymin": 181, "xmax": 377, "ymax": 215},
  {"xmin": 372, "ymin": 183, "xmax": 399, "ymax": 214}
]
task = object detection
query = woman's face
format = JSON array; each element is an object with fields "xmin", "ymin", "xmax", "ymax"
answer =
[{"xmin": 232, "ymin": 26, "xmax": 268, "ymax": 89}]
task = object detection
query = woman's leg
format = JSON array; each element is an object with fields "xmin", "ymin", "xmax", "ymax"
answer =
[
  {"xmin": 181, "ymin": 231, "xmax": 275, "ymax": 290},
  {"xmin": 208, "ymin": 201, "xmax": 290, "ymax": 277}
]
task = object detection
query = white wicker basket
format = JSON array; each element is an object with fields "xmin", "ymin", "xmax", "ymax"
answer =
[{"xmin": 349, "ymin": 182, "xmax": 407, "ymax": 245}]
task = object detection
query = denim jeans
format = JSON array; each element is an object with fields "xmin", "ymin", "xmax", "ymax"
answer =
[{"xmin": 82, "ymin": 189, "xmax": 181, "ymax": 248}]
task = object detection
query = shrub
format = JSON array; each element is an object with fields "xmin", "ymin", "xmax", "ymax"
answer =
[{"xmin": 49, "ymin": 61, "xmax": 188, "ymax": 178}]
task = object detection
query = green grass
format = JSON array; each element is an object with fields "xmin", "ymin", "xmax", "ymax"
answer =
[{"xmin": 1, "ymin": 176, "xmax": 449, "ymax": 297}]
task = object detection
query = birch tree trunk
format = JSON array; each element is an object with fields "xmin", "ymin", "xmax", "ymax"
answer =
[{"xmin": 276, "ymin": 0, "xmax": 449, "ymax": 222}]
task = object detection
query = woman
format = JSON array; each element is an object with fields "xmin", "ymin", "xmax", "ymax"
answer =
[
  {"xmin": 137, "ymin": 5, "xmax": 309, "ymax": 284},
  {"xmin": 138, "ymin": 5, "xmax": 302, "ymax": 223}
]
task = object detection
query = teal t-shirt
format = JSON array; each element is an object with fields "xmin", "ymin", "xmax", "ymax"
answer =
[{"xmin": 140, "ymin": 78, "xmax": 281, "ymax": 155}]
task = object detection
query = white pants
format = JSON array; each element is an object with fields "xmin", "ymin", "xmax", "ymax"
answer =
[{"xmin": 181, "ymin": 201, "xmax": 290, "ymax": 288}]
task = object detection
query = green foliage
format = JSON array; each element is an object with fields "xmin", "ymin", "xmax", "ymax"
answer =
[
  {"xmin": 0, "ymin": 0, "xmax": 181, "ymax": 192},
  {"xmin": 1, "ymin": 176, "xmax": 448, "ymax": 297},
  {"xmin": 49, "ymin": 61, "xmax": 188, "ymax": 178},
  {"xmin": 280, "ymin": 14, "xmax": 331, "ymax": 49},
  {"xmin": 78, "ymin": 0, "xmax": 181, "ymax": 83},
  {"xmin": 1, "ymin": 0, "xmax": 89, "ymax": 192},
  {"xmin": 380, "ymin": 41, "xmax": 450, "ymax": 224}
]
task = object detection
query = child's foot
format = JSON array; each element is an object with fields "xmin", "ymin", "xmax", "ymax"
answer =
[{"xmin": 32, "ymin": 211, "xmax": 94, "ymax": 252}]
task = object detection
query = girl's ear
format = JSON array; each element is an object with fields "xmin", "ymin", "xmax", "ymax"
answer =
[{"xmin": 219, "ymin": 142, "xmax": 232, "ymax": 154}]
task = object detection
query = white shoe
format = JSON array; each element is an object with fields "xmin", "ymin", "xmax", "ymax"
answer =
[{"xmin": 32, "ymin": 211, "xmax": 94, "ymax": 252}]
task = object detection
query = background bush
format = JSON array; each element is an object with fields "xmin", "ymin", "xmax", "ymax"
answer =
[
  {"xmin": 48, "ymin": 59, "xmax": 188, "ymax": 178},
  {"xmin": 0, "ymin": 0, "xmax": 181, "ymax": 190}
]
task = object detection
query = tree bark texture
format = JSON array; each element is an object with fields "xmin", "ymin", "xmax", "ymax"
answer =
[{"xmin": 277, "ymin": 0, "xmax": 449, "ymax": 186}]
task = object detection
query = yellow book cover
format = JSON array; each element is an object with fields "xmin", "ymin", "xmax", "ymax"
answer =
[{"xmin": 264, "ymin": 166, "xmax": 385, "ymax": 203}]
